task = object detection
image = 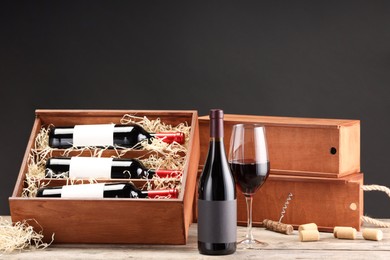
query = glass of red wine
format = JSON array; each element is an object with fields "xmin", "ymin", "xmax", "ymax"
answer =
[{"xmin": 228, "ymin": 124, "xmax": 270, "ymax": 249}]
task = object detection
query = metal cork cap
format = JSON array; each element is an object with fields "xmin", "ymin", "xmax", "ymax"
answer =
[
  {"xmin": 209, "ymin": 109, "xmax": 224, "ymax": 138},
  {"xmin": 209, "ymin": 109, "xmax": 224, "ymax": 119}
]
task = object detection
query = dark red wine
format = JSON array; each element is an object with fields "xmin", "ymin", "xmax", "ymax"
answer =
[
  {"xmin": 198, "ymin": 109, "xmax": 236, "ymax": 255},
  {"xmin": 229, "ymin": 161, "xmax": 270, "ymax": 196},
  {"xmin": 45, "ymin": 157, "xmax": 180, "ymax": 179},
  {"xmin": 48, "ymin": 124, "xmax": 185, "ymax": 149},
  {"xmin": 36, "ymin": 182, "xmax": 179, "ymax": 198}
]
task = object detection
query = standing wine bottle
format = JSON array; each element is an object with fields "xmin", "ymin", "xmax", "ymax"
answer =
[
  {"xmin": 48, "ymin": 123, "xmax": 185, "ymax": 149},
  {"xmin": 198, "ymin": 109, "xmax": 237, "ymax": 255},
  {"xmin": 45, "ymin": 157, "xmax": 180, "ymax": 179},
  {"xmin": 36, "ymin": 182, "xmax": 179, "ymax": 198}
]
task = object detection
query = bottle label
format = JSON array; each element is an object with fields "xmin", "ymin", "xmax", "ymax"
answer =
[
  {"xmin": 198, "ymin": 199, "xmax": 237, "ymax": 243},
  {"xmin": 73, "ymin": 124, "xmax": 115, "ymax": 147},
  {"xmin": 69, "ymin": 157, "xmax": 113, "ymax": 178},
  {"xmin": 61, "ymin": 183, "xmax": 105, "ymax": 198}
]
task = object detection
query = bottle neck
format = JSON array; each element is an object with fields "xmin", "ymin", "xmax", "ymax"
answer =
[
  {"xmin": 148, "ymin": 169, "xmax": 181, "ymax": 178},
  {"xmin": 210, "ymin": 118, "xmax": 224, "ymax": 138},
  {"xmin": 208, "ymin": 137, "xmax": 227, "ymax": 155},
  {"xmin": 151, "ymin": 132, "xmax": 185, "ymax": 144},
  {"xmin": 141, "ymin": 189, "xmax": 179, "ymax": 199}
]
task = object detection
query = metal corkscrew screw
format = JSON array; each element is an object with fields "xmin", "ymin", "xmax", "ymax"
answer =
[{"xmin": 278, "ymin": 193, "xmax": 293, "ymax": 223}]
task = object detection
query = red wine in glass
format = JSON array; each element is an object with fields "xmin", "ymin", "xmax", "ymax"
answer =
[{"xmin": 229, "ymin": 161, "xmax": 270, "ymax": 196}]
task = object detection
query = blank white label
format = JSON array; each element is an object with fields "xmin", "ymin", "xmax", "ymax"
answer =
[
  {"xmin": 73, "ymin": 124, "xmax": 115, "ymax": 147},
  {"xmin": 69, "ymin": 157, "xmax": 113, "ymax": 178},
  {"xmin": 61, "ymin": 183, "xmax": 105, "ymax": 198}
]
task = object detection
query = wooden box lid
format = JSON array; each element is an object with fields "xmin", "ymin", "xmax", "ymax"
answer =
[{"xmin": 199, "ymin": 114, "xmax": 360, "ymax": 178}]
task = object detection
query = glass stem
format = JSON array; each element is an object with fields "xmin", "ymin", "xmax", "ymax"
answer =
[{"xmin": 245, "ymin": 195, "xmax": 254, "ymax": 241}]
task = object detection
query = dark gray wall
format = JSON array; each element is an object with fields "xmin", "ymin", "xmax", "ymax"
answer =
[{"xmin": 1, "ymin": 1, "xmax": 389, "ymax": 217}]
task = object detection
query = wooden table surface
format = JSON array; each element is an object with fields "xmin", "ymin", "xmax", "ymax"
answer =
[{"xmin": 2, "ymin": 217, "xmax": 390, "ymax": 259}]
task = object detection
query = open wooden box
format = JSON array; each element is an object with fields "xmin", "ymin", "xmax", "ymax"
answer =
[
  {"xmin": 9, "ymin": 110, "xmax": 200, "ymax": 244},
  {"xmin": 199, "ymin": 114, "xmax": 360, "ymax": 178}
]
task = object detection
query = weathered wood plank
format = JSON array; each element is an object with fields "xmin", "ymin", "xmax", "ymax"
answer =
[{"xmin": 2, "ymin": 217, "xmax": 389, "ymax": 259}]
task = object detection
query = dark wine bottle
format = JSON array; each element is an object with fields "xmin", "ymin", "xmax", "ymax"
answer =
[
  {"xmin": 48, "ymin": 123, "xmax": 185, "ymax": 149},
  {"xmin": 45, "ymin": 157, "xmax": 180, "ymax": 179},
  {"xmin": 197, "ymin": 109, "xmax": 237, "ymax": 255},
  {"xmin": 36, "ymin": 182, "xmax": 179, "ymax": 198}
]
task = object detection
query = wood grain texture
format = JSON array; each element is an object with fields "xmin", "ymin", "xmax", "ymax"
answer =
[
  {"xmin": 193, "ymin": 172, "xmax": 363, "ymax": 231},
  {"xmin": 199, "ymin": 114, "xmax": 360, "ymax": 177},
  {"xmin": 240, "ymin": 173, "xmax": 363, "ymax": 231},
  {"xmin": 2, "ymin": 216, "xmax": 389, "ymax": 260}
]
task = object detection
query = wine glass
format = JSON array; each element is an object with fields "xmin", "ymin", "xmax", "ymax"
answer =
[{"xmin": 228, "ymin": 124, "xmax": 270, "ymax": 249}]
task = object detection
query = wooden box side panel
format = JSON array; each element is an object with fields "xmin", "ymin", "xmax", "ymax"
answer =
[
  {"xmin": 181, "ymin": 115, "xmax": 200, "ymax": 241},
  {"xmin": 260, "ymin": 125, "xmax": 340, "ymax": 174},
  {"xmin": 339, "ymin": 123, "xmax": 361, "ymax": 174},
  {"xmin": 238, "ymin": 173, "xmax": 364, "ymax": 231},
  {"xmin": 199, "ymin": 121, "xmax": 209, "ymax": 166},
  {"xmin": 221, "ymin": 114, "xmax": 360, "ymax": 128},
  {"xmin": 12, "ymin": 117, "xmax": 43, "ymax": 197},
  {"xmin": 36, "ymin": 109, "xmax": 195, "ymax": 126},
  {"xmin": 9, "ymin": 199, "xmax": 185, "ymax": 244}
]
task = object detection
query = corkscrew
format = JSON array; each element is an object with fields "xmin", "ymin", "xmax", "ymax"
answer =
[{"xmin": 278, "ymin": 192, "xmax": 293, "ymax": 223}]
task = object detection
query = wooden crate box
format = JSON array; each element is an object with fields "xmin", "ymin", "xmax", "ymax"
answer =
[
  {"xmin": 199, "ymin": 114, "xmax": 360, "ymax": 178},
  {"xmin": 194, "ymin": 171, "xmax": 363, "ymax": 231},
  {"xmin": 238, "ymin": 172, "xmax": 363, "ymax": 231},
  {"xmin": 9, "ymin": 110, "xmax": 200, "ymax": 244}
]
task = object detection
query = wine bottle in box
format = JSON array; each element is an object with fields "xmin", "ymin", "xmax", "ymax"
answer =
[
  {"xmin": 49, "ymin": 123, "xmax": 185, "ymax": 149},
  {"xmin": 45, "ymin": 157, "xmax": 181, "ymax": 179},
  {"xmin": 36, "ymin": 182, "xmax": 179, "ymax": 199}
]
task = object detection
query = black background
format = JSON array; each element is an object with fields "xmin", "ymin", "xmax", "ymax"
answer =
[{"xmin": 1, "ymin": 1, "xmax": 389, "ymax": 217}]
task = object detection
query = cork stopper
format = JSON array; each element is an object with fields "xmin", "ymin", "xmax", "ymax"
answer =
[
  {"xmin": 333, "ymin": 226, "xmax": 354, "ymax": 238},
  {"xmin": 299, "ymin": 230, "xmax": 320, "ymax": 242},
  {"xmin": 335, "ymin": 227, "xmax": 357, "ymax": 240},
  {"xmin": 298, "ymin": 223, "xmax": 318, "ymax": 231},
  {"xmin": 363, "ymin": 228, "xmax": 383, "ymax": 241}
]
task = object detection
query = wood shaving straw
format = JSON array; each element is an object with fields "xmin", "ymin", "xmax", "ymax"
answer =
[
  {"xmin": 22, "ymin": 129, "xmax": 53, "ymax": 197},
  {"xmin": 23, "ymin": 114, "xmax": 190, "ymax": 196},
  {"xmin": 117, "ymin": 114, "xmax": 190, "ymax": 158},
  {"xmin": 120, "ymin": 114, "xmax": 190, "ymax": 192},
  {"xmin": 0, "ymin": 217, "xmax": 53, "ymax": 254}
]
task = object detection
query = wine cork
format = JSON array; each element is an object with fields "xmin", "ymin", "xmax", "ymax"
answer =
[
  {"xmin": 336, "ymin": 227, "xmax": 357, "ymax": 240},
  {"xmin": 298, "ymin": 223, "xmax": 318, "ymax": 231},
  {"xmin": 262, "ymin": 219, "xmax": 294, "ymax": 235},
  {"xmin": 333, "ymin": 226, "xmax": 354, "ymax": 238},
  {"xmin": 363, "ymin": 228, "xmax": 383, "ymax": 241},
  {"xmin": 299, "ymin": 230, "xmax": 320, "ymax": 242}
]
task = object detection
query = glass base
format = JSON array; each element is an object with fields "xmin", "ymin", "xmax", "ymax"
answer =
[{"xmin": 237, "ymin": 238, "xmax": 268, "ymax": 249}]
